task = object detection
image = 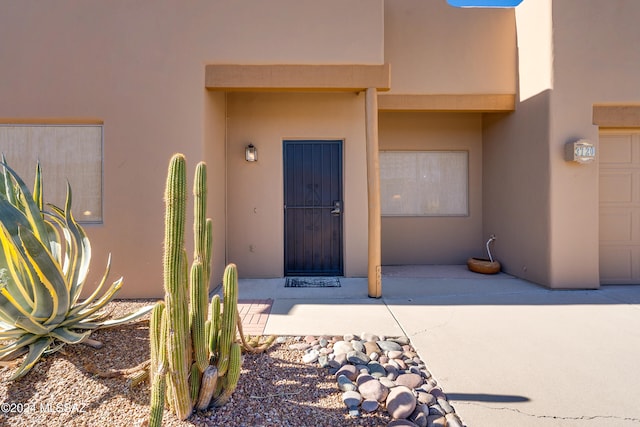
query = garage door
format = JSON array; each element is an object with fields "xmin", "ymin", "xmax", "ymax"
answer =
[{"xmin": 599, "ymin": 130, "xmax": 640, "ymax": 284}]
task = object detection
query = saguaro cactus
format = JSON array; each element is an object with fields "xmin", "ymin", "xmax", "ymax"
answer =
[{"xmin": 149, "ymin": 154, "xmax": 274, "ymax": 426}]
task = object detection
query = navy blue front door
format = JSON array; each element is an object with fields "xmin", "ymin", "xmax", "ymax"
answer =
[{"xmin": 283, "ymin": 140, "xmax": 343, "ymax": 276}]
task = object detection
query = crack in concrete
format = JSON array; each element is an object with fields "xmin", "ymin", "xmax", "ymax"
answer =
[{"xmin": 456, "ymin": 401, "xmax": 640, "ymax": 423}]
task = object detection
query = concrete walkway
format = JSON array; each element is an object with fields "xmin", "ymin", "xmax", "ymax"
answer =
[{"xmin": 229, "ymin": 265, "xmax": 640, "ymax": 427}]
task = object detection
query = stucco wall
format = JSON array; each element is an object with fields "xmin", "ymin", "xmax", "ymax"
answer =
[
  {"xmin": 0, "ymin": 0, "xmax": 383, "ymax": 297},
  {"xmin": 225, "ymin": 92, "xmax": 369, "ymax": 278},
  {"xmin": 481, "ymin": 0, "xmax": 553, "ymax": 286},
  {"xmin": 379, "ymin": 112, "xmax": 483, "ymax": 264},
  {"xmin": 384, "ymin": 0, "xmax": 516, "ymax": 95},
  {"xmin": 547, "ymin": 0, "xmax": 640, "ymax": 288}
]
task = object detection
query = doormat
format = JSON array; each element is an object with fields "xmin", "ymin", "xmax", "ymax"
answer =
[{"xmin": 284, "ymin": 277, "xmax": 341, "ymax": 288}]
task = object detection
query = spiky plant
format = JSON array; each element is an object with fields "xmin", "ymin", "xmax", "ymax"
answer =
[
  {"xmin": 148, "ymin": 154, "xmax": 275, "ymax": 426},
  {"xmin": 0, "ymin": 158, "xmax": 152, "ymax": 380}
]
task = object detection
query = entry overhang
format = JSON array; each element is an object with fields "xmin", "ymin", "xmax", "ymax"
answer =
[
  {"xmin": 205, "ymin": 64, "xmax": 390, "ymax": 92},
  {"xmin": 377, "ymin": 94, "xmax": 516, "ymax": 112},
  {"xmin": 593, "ymin": 104, "xmax": 640, "ymax": 127}
]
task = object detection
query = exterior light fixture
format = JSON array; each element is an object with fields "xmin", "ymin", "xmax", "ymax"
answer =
[{"xmin": 245, "ymin": 144, "xmax": 258, "ymax": 162}]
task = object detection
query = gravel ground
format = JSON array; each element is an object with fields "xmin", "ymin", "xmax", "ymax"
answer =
[{"xmin": 0, "ymin": 300, "xmax": 391, "ymax": 427}]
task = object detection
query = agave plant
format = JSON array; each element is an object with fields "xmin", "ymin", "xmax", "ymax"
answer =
[{"xmin": 0, "ymin": 158, "xmax": 152, "ymax": 380}]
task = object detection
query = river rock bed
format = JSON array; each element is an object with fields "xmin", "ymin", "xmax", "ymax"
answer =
[{"xmin": 289, "ymin": 334, "xmax": 465, "ymax": 427}]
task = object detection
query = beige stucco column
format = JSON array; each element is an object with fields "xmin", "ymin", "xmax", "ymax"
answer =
[{"xmin": 365, "ymin": 87, "xmax": 382, "ymax": 298}]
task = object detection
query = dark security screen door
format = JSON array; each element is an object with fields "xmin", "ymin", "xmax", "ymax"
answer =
[{"xmin": 284, "ymin": 140, "xmax": 343, "ymax": 276}]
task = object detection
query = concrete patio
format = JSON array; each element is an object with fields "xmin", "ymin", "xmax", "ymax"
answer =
[{"xmin": 227, "ymin": 265, "xmax": 640, "ymax": 426}]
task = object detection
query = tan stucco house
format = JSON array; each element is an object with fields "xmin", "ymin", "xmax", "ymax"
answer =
[{"xmin": 1, "ymin": 0, "xmax": 639, "ymax": 297}]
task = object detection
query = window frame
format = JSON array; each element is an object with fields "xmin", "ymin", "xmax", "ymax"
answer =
[{"xmin": 380, "ymin": 150, "xmax": 470, "ymax": 217}]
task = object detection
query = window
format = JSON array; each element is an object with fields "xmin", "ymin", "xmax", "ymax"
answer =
[
  {"xmin": 0, "ymin": 124, "xmax": 103, "ymax": 223},
  {"xmin": 380, "ymin": 151, "xmax": 468, "ymax": 216}
]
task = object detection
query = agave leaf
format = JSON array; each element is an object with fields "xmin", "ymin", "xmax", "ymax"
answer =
[
  {"xmin": 8, "ymin": 336, "xmax": 53, "ymax": 381},
  {"xmin": 0, "ymin": 162, "xmax": 50, "ymax": 247},
  {"xmin": 0, "ymin": 333, "xmax": 40, "ymax": 359},
  {"xmin": 58, "ymin": 184, "xmax": 91, "ymax": 305},
  {"xmin": 13, "ymin": 316, "xmax": 52, "ymax": 336},
  {"xmin": 0, "ymin": 155, "xmax": 16, "ymax": 206},
  {"xmin": 18, "ymin": 226, "xmax": 70, "ymax": 326},
  {"xmin": 59, "ymin": 277, "xmax": 123, "ymax": 328},
  {"xmin": 66, "ymin": 254, "xmax": 112, "ymax": 318},
  {"xmin": 0, "ymin": 228, "xmax": 36, "ymax": 312},
  {"xmin": 84, "ymin": 305, "xmax": 154, "ymax": 330},
  {"xmin": 49, "ymin": 327, "xmax": 92, "ymax": 344},
  {"xmin": 33, "ymin": 162, "xmax": 43, "ymax": 212},
  {"xmin": 0, "ymin": 329, "xmax": 25, "ymax": 339}
]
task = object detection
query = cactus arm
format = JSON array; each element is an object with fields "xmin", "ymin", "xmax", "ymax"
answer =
[
  {"xmin": 190, "ymin": 260, "xmax": 208, "ymax": 372},
  {"xmin": 209, "ymin": 294, "xmax": 221, "ymax": 360},
  {"xmin": 195, "ymin": 365, "xmax": 218, "ymax": 411},
  {"xmin": 212, "ymin": 342, "xmax": 242, "ymax": 407},
  {"xmin": 216, "ymin": 264, "xmax": 238, "ymax": 377},
  {"xmin": 149, "ymin": 306, "xmax": 168, "ymax": 427},
  {"xmin": 162, "ymin": 154, "xmax": 193, "ymax": 420}
]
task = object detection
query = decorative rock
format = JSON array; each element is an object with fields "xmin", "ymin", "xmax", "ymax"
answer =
[
  {"xmin": 379, "ymin": 377, "xmax": 396, "ymax": 389},
  {"xmin": 429, "ymin": 388, "xmax": 446, "ymax": 400},
  {"xmin": 358, "ymin": 377, "xmax": 389, "ymax": 402},
  {"xmin": 421, "ymin": 368, "xmax": 432, "ymax": 379},
  {"xmin": 396, "ymin": 373, "xmax": 424, "ymax": 389},
  {"xmin": 342, "ymin": 390, "xmax": 362, "ymax": 407},
  {"xmin": 386, "ymin": 385, "xmax": 417, "ymax": 419},
  {"xmin": 388, "ymin": 350, "xmax": 403, "ymax": 359},
  {"xmin": 369, "ymin": 352, "xmax": 379, "ymax": 361},
  {"xmin": 351, "ymin": 340, "xmax": 365, "ymax": 353},
  {"xmin": 445, "ymin": 413, "xmax": 465, "ymax": 427},
  {"xmin": 379, "ymin": 355, "xmax": 389, "ymax": 364},
  {"xmin": 426, "ymin": 415, "xmax": 446, "ymax": 427},
  {"xmin": 437, "ymin": 398, "xmax": 454, "ymax": 414},
  {"xmin": 289, "ymin": 343, "xmax": 311, "ymax": 351},
  {"xmin": 367, "ymin": 361, "xmax": 387, "ymax": 378},
  {"xmin": 347, "ymin": 350, "xmax": 369, "ymax": 366},
  {"xmin": 304, "ymin": 335, "xmax": 317, "ymax": 344},
  {"xmin": 416, "ymin": 391, "xmax": 436, "ymax": 406},
  {"xmin": 384, "ymin": 364, "xmax": 400, "ymax": 380},
  {"xmin": 361, "ymin": 399, "xmax": 379, "ymax": 413},
  {"xmin": 319, "ymin": 337, "xmax": 329, "ymax": 347},
  {"xmin": 334, "ymin": 353, "xmax": 348, "ymax": 366},
  {"xmin": 343, "ymin": 333, "xmax": 356, "ymax": 342},
  {"xmin": 318, "ymin": 355, "xmax": 330, "ymax": 368},
  {"xmin": 337, "ymin": 374, "xmax": 358, "ymax": 392},
  {"xmin": 377, "ymin": 340, "xmax": 403, "ymax": 352},
  {"xmin": 428, "ymin": 404, "xmax": 445, "ymax": 417},
  {"xmin": 335, "ymin": 364, "xmax": 358, "ymax": 381},
  {"xmin": 409, "ymin": 405, "xmax": 429, "ymax": 427},
  {"xmin": 364, "ymin": 341, "xmax": 381, "ymax": 356},
  {"xmin": 356, "ymin": 373, "xmax": 375, "ymax": 386},
  {"xmin": 362, "ymin": 332, "xmax": 380, "ymax": 342},
  {"xmin": 387, "ymin": 419, "xmax": 419, "ymax": 427},
  {"xmin": 390, "ymin": 336, "xmax": 411, "ymax": 346},
  {"xmin": 333, "ymin": 341, "xmax": 354, "ymax": 355},
  {"xmin": 394, "ymin": 358, "xmax": 407, "ymax": 370},
  {"xmin": 302, "ymin": 350, "xmax": 319, "ymax": 364}
]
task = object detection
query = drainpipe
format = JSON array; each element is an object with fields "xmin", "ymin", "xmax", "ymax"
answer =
[{"xmin": 365, "ymin": 87, "xmax": 382, "ymax": 298}]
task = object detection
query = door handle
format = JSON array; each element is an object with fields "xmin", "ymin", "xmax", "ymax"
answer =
[{"xmin": 330, "ymin": 201, "xmax": 341, "ymax": 215}]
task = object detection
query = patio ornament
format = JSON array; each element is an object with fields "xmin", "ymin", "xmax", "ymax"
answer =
[
  {"xmin": 148, "ymin": 154, "xmax": 274, "ymax": 426},
  {"xmin": 467, "ymin": 235, "xmax": 501, "ymax": 274}
]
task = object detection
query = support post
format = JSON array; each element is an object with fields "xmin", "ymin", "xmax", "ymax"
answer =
[{"xmin": 365, "ymin": 87, "xmax": 382, "ymax": 298}]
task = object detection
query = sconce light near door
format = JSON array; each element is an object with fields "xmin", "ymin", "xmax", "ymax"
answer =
[{"xmin": 245, "ymin": 144, "xmax": 258, "ymax": 162}]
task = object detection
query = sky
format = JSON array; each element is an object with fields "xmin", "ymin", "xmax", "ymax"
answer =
[{"xmin": 447, "ymin": 0, "xmax": 523, "ymax": 7}]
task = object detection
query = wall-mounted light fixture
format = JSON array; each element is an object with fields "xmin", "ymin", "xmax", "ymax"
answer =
[{"xmin": 245, "ymin": 144, "xmax": 258, "ymax": 162}]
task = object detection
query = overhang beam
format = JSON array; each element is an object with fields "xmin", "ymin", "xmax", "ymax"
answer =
[
  {"xmin": 378, "ymin": 94, "xmax": 515, "ymax": 112},
  {"xmin": 205, "ymin": 64, "xmax": 390, "ymax": 92}
]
